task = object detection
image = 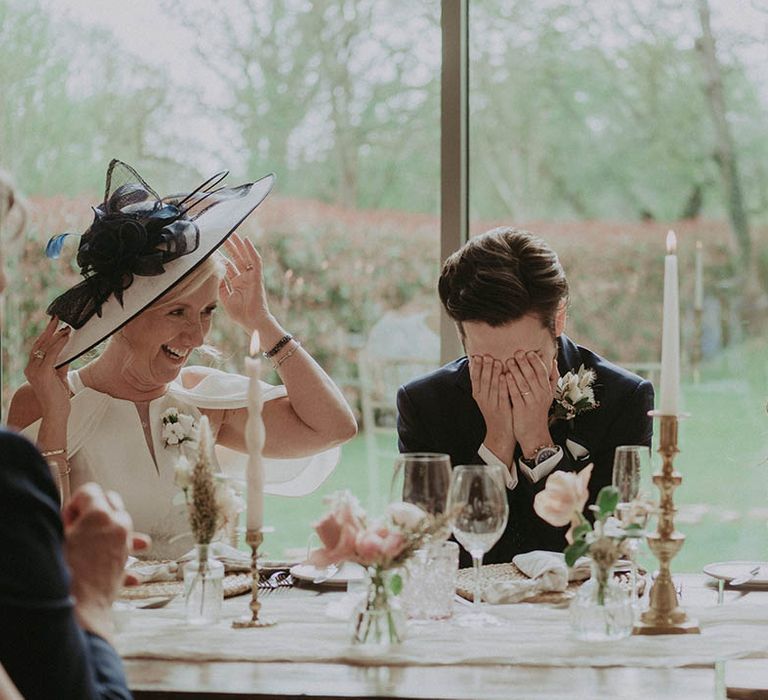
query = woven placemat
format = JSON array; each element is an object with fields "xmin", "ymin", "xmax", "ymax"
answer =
[
  {"xmin": 456, "ymin": 563, "xmax": 645, "ymax": 604},
  {"xmin": 120, "ymin": 559, "xmax": 252, "ymax": 600}
]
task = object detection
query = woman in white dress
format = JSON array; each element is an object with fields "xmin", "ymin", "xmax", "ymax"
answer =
[{"xmin": 8, "ymin": 160, "xmax": 357, "ymax": 559}]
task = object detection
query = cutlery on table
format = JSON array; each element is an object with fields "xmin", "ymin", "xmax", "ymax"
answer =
[{"xmin": 729, "ymin": 565, "xmax": 760, "ymax": 587}]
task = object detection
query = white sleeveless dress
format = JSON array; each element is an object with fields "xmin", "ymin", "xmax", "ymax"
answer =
[{"xmin": 22, "ymin": 366, "xmax": 339, "ymax": 559}]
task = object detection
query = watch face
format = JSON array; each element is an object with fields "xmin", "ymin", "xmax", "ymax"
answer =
[{"xmin": 535, "ymin": 447, "xmax": 559, "ymax": 465}]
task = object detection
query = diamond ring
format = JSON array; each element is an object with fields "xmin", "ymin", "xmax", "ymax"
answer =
[
  {"xmin": 32, "ymin": 349, "xmax": 46, "ymax": 360},
  {"xmin": 245, "ymin": 264, "xmax": 254, "ymax": 271},
  {"xmin": 521, "ymin": 391, "xmax": 531, "ymax": 396}
]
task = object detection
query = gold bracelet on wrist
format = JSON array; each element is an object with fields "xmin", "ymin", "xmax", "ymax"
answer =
[
  {"xmin": 41, "ymin": 448, "xmax": 66, "ymax": 458},
  {"xmin": 272, "ymin": 339, "xmax": 302, "ymax": 370}
]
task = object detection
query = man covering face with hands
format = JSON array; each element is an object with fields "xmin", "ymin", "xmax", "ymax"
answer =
[{"xmin": 397, "ymin": 227, "xmax": 654, "ymax": 564}]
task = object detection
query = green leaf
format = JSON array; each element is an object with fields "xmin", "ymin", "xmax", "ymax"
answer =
[
  {"xmin": 571, "ymin": 522, "xmax": 592, "ymax": 542},
  {"xmin": 389, "ymin": 573, "xmax": 403, "ymax": 596},
  {"xmin": 565, "ymin": 540, "xmax": 590, "ymax": 567},
  {"xmin": 597, "ymin": 486, "xmax": 619, "ymax": 518}
]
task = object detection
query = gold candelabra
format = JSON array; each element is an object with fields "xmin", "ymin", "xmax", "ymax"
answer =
[
  {"xmin": 633, "ymin": 413, "xmax": 699, "ymax": 635},
  {"xmin": 232, "ymin": 529, "xmax": 276, "ymax": 629}
]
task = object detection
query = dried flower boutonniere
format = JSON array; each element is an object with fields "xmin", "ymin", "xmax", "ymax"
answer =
[
  {"xmin": 551, "ymin": 364, "xmax": 599, "ymax": 422},
  {"xmin": 161, "ymin": 407, "xmax": 198, "ymax": 449}
]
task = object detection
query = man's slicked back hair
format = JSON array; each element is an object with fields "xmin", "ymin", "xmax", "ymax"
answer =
[{"xmin": 438, "ymin": 227, "xmax": 569, "ymax": 334}]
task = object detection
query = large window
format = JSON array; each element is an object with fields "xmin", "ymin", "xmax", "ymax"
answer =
[{"xmin": 469, "ymin": 0, "xmax": 768, "ymax": 570}]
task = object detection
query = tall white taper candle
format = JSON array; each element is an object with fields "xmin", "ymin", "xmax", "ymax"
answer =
[
  {"xmin": 245, "ymin": 331, "xmax": 265, "ymax": 530},
  {"xmin": 660, "ymin": 231, "xmax": 680, "ymax": 415}
]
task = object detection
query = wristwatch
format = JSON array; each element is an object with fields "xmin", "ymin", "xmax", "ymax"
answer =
[{"xmin": 521, "ymin": 444, "xmax": 560, "ymax": 467}]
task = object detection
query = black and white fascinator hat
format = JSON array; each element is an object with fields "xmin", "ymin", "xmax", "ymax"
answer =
[{"xmin": 46, "ymin": 159, "xmax": 274, "ymax": 368}]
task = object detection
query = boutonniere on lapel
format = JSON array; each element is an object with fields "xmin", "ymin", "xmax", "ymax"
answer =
[
  {"xmin": 161, "ymin": 407, "xmax": 199, "ymax": 449},
  {"xmin": 550, "ymin": 365, "xmax": 599, "ymax": 422}
]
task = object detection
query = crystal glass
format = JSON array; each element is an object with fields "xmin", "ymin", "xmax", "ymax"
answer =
[
  {"xmin": 183, "ymin": 544, "xmax": 225, "ymax": 624},
  {"xmin": 401, "ymin": 540, "xmax": 459, "ymax": 620},
  {"xmin": 448, "ymin": 464, "xmax": 508, "ymax": 626},
  {"xmin": 612, "ymin": 445, "xmax": 650, "ymax": 611}
]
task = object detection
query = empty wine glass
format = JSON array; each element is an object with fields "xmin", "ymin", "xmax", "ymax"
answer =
[
  {"xmin": 612, "ymin": 445, "xmax": 650, "ymax": 610},
  {"xmin": 448, "ymin": 464, "xmax": 508, "ymax": 626},
  {"xmin": 392, "ymin": 453, "xmax": 452, "ymax": 537}
]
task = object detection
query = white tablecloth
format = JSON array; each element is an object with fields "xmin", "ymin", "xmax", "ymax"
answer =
[{"xmin": 115, "ymin": 576, "xmax": 768, "ymax": 669}]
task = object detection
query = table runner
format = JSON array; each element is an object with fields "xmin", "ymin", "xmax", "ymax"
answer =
[{"xmin": 115, "ymin": 584, "xmax": 768, "ymax": 669}]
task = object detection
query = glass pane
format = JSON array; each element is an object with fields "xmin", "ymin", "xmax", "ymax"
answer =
[
  {"xmin": 0, "ymin": 0, "xmax": 441, "ymax": 559},
  {"xmin": 469, "ymin": 0, "xmax": 768, "ymax": 571}
]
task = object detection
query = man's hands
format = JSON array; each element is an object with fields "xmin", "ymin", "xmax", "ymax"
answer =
[
  {"xmin": 470, "ymin": 352, "xmax": 559, "ymax": 464},
  {"xmin": 505, "ymin": 351, "xmax": 558, "ymax": 459},
  {"xmin": 63, "ymin": 484, "xmax": 150, "ymax": 642},
  {"xmin": 470, "ymin": 356, "xmax": 516, "ymax": 466}
]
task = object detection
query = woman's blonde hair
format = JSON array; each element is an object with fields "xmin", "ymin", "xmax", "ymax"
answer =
[{"xmin": 154, "ymin": 251, "xmax": 227, "ymax": 307}]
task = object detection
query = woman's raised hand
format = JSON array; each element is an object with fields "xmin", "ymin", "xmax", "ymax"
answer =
[
  {"xmin": 219, "ymin": 233, "xmax": 271, "ymax": 333},
  {"xmin": 25, "ymin": 317, "xmax": 72, "ymax": 419}
]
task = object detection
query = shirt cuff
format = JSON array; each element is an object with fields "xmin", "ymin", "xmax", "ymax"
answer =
[
  {"xmin": 478, "ymin": 443, "xmax": 518, "ymax": 490},
  {"xmin": 518, "ymin": 446, "xmax": 564, "ymax": 484}
]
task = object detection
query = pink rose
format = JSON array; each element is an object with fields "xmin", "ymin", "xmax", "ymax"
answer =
[
  {"xmin": 354, "ymin": 527, "xmax": 406, "ymax": 566},
  {"xmin": 308, "ymin": 509, "xmax": 361, "ymax": 567},
  {"xmin": 533, "ymin": 463, "xmax": 594, "ymax": 528}
]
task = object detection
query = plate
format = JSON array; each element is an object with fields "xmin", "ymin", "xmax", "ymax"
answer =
[
  {"xmin": 289, "ymin": 562, "xmax": 366, "ymax": 588},
  {"xmin": 703, "ymin": 561, "xmax": 768, "ymax": 588}
]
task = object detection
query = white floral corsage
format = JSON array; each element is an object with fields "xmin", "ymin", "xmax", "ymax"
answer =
[
  {"xmin": 161, "ymin": 407, "xmax": 198, "ymax": 449},
  {"xmin": 551, "ymin": 364, "xmax": 599, "ymax": 422}
]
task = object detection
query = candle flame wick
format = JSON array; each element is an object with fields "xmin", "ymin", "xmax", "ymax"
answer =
[{"xmin": 666, "ymin": 230, "xmax": 677, "ymax": 255}]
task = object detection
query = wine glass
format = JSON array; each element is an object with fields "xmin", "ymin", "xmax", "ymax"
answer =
[
  {"xmin": 391, "ymin": 452, "xmax": 452, "ymax": 523},
  {"xmin": 448, "ymin": 464, "xmax": 509, "ymax": 626},
  {"xmin": 612, "ymin": 445, "xmax": 650, "ymax": 610}
]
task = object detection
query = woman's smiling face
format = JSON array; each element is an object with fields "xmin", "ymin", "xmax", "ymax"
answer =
[{"xmin": 115, "ymin": 274, "xmax": 219, "ymax": 387}]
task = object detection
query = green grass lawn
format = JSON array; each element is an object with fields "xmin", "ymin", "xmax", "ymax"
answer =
[{"xmin": 263, "ymin": 341, "xmax": 768, "ymax": 573}]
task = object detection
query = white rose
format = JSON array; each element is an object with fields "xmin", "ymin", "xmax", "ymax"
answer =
[
  {"xmin": 567, "ymin": 384, "xmax": 582, "ymax": 403},
  {"xmin": 161, "ymin": 407, "xmax": 178, "ymax": 423},
  {"xmin": 178, "ymin": 413, "xmax": 196, "ymax": 434},
  {"xmin": 387, "ymin": 501, "xmax": 427, "ymax": 530}
]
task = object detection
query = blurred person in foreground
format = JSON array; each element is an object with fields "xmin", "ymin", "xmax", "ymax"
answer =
[
  {"xmin": 0, "ymin": 211, "xmax": 145, "ymax": 699},
  {"xmin": 8, "ymin": 160, "xmax": 356, "ymax": 559},
  {"xmin": 397, "ymin": 227, "xmax": 654, "ymax": 565}
]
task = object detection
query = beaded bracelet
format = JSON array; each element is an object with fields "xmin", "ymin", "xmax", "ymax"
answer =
[
  {"xmin": 263, "ymin": 334, "xmax": 293, "ymax": 358},
  {"xmin": 272, "ymin": 339, "xmax": 302, "ymax": 370}
]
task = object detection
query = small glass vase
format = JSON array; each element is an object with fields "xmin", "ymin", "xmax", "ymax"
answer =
[
  {"xmin": 350, "ymin": 567, "xmax": 406, "ymax": 647},
  {"xmin": 570, "ymin": 561, "xmax": 633, "ymax": 641},
  {"xmin": 183, "ymin": 543, "xmax": 224, "ymax": 625}
]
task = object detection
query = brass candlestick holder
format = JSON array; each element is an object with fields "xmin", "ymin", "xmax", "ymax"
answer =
[
  {"xmin": 232, "ymin": 528, "xmax": 276, "ymax": 629},
  {"xmin": 633, "ymin": 413, "xmax": 700, "ymax": 635}
]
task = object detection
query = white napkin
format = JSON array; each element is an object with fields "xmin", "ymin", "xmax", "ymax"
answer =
[
  {"xmin": 483, "ymin": 551, "xmax": 591, "ymax": 604},
  {"xmin": 125, "ymin": 556, "xmax": 179, "ymax": 583}
]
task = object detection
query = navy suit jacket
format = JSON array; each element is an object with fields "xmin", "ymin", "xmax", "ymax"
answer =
[
  {"xmin": 0, "ymin": 429, "xmax": 132, "ymax": 700},
  {"xmin": 397, "ymin": 335, "xmax": 654, "ymax": 565}
]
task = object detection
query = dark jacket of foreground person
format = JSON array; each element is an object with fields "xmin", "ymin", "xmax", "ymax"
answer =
[{"xmin": 0, "ymin": 428, "xmax": 131, "ymax": 699}]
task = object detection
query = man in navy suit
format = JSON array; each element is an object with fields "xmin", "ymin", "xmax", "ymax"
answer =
[{"xmin": 397, "ymin": 227, "xmax": 654, "ymax": 564}]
